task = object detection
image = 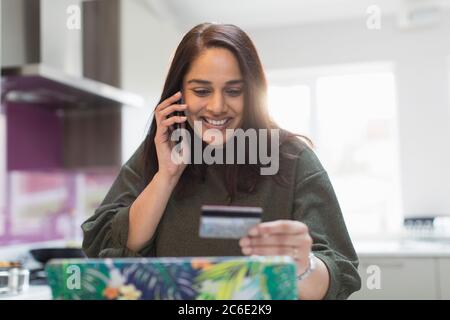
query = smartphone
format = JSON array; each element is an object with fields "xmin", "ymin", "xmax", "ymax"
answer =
[
  {"xmin": 174, "ymin": 90, "xmax": 185, "ymax": 131},
  {"xmin": 171, "ymin": 89, "xmax": 185, "ymax": 143}
]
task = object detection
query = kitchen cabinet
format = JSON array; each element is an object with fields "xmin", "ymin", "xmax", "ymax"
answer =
[
  {"xmin": 349, "ymin": 240, "xmax": 450, "ymax": 299},
  {"xmin": 438, "ymin": 258, "xmax": 450, "ymax": 299},
  {"xmin": 350, "ymin": 257, "xmax": 438, "ymax": 299}
]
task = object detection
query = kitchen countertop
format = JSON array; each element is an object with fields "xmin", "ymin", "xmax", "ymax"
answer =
[
  {"xmin": 1, "ymin": 238, "xmax": 450, "ymax": 301},
  {"xmin": 0, "ymin": 239, "xmax": 449, "ymax": 301},
  {"xmin": 0, "ymin": 285, "xmax": 52, "ymax": 300},
  {"xmin": 354, "ymin": 239, "xmax": 450, "ymax": 258}
]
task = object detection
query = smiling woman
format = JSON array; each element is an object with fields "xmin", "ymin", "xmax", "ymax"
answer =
[{"xmin": 81, "ymin": 22, "xmax": 361, "ymax": 300}]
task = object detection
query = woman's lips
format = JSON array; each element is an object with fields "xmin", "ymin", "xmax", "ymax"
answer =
[{"xmin": 201, "ymin": 117, "xmax": 232, "ymax": 129}]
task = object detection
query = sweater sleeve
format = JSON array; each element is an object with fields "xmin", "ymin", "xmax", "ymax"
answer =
[
  {"xmin": 291, "ymin": 145, "xmax": 362, "ymax": 300},
  {"xmin": 81, "ymin": 140, "xmax": 156, "ymax": 258}
]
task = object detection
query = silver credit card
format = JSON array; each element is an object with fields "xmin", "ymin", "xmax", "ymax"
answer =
[{"xmin": 199, "ymin": 205, "xmax": 263, "ymax": 239}]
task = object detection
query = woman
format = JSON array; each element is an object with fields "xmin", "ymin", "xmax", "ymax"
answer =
[{"xmin": 82, "ymin": 23, "xmax": 361, "ymax": 300}]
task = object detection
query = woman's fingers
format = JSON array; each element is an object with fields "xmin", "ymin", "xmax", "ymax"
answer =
[
  {"xmin": 155, "ymin": 115, "xmax": 186, "ymax": 142},
  {"xmin": 156, "ymin": 91, "xmax": 182, "ymax": 112},
  {"xmin": 239, "ymin": 233, "xmax": 311, "ymax": 248},
  {"xmin": 241, "ymin": 246, "xmax": 300, "ymax": 256},
  {"xmin": 239, "ymin": 220, "xmax": 313, "ymax": 259},
  {"xmin": 160, "ymin": 104, "xmax": 186, "ymax": 133},
  {"xmin": 161, "ymin": 115, "xmax": 187, "ymax": 127},
  {"xmin": 159, "ymin": 104, "xmax": 187, "ymax": 118},
  {"xmin": 154, "ymin": 91, "xmax": 183, "ymax": 123},
  {"xmin": 248, "ymin": 220, "xmax": 308, "ymax": 236}
]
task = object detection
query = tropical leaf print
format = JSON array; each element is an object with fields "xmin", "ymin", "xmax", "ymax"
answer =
[
  {"xmin": 46, "ymin": 256, "xmax": 298, "ymax": 300},
  {"xmin": 121, "ymin": 261, "xmax": 201, "ymax": 300},
  {"xmin": 263, "ymin": 264, "xmax": 298, "ymax": 300}
]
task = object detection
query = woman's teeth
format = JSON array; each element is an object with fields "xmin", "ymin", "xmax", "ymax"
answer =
[{"xmin": 203, "ymin": 118, "xmax": 229, "ymax": 126}]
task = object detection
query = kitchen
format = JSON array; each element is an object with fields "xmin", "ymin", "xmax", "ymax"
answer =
[{"xmin": 1, "ymin": 0, "xmax": 450, "ymax": 301}]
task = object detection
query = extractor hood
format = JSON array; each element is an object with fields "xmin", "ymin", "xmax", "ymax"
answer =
[
  {"xmin": 1, "ymin": 0, "xmax": 144, "ymax": 108},
  {"xmin": 2, "ymin": 64, "xmax": 144, "ymax": 108}
]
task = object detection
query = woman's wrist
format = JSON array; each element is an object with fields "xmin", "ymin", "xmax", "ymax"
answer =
[
  {"xmin": 297, "ymin": 255, "xmax": 330, "ymax": 300},
  {"xmin": 296, "ymin": 253, "xmax": 316, "ymax": 281},
  {"xmin": 154, "ymin": 171, "xmax": 180, "ymax": 190}
]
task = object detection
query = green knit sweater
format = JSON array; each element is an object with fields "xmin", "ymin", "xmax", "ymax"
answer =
[{"xmin": 81, "ymin": 137, "xmax": 361, "ymax": 299}]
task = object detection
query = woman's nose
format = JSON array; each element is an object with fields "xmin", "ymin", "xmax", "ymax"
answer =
[{"xmin": 206, "ymin": 94, "xmax": 227, "ymax": 114}]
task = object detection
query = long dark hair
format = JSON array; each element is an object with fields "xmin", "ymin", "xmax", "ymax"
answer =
[{"xmin": 143, "ymin": 22, "xmax": 311, "ymax": 202}]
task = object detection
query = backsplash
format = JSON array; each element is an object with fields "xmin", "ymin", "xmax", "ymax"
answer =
[{"xmin": 0, "ymin": 169, "xmax": 117, "ymax": 246}]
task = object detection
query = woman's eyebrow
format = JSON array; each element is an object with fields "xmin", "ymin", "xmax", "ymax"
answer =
[{"xmin": 187, "ymin": 79, "xmax": 244, "ymax": 85}]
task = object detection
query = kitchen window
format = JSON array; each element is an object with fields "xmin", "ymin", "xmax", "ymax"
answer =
[{"xmin": 267, "ymin": 63, "xmax": 402, "ymax": 238}]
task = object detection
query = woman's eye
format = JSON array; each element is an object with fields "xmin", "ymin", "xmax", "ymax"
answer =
[
  {"xmin": 226, "ymin": 89, "xmax": 242, "ymax": 97},
  {"xmin": 192, "ymin": 89, "xmax": 242, "ymax": 97},
  {"xmin": 193, "ymin": 90, "xmax": 210, "ymax": 96}
]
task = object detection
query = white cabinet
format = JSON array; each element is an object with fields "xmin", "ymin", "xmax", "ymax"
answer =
[
  {"xmin": 438, "ymin": 259, "xmax": 450, "ymax": 299},
  {"xmin": 350, "ymin": 257, "xmax": 438, "ymax": 299}
]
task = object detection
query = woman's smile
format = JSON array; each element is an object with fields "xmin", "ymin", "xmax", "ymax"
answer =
[{"xmin": 201, "ymin": 117, "xmax": 231, "ymax": 128}]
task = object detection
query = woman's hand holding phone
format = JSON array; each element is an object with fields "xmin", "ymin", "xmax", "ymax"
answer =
[
  {"xmin": 154, "ymin": 91, "xmax": 189, "ymax": 184},
  {"xmin": 128, "ymin": 91, "xmax": 188, "ymax": 252}
]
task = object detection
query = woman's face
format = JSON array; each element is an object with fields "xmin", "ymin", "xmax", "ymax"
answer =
[{"xmin": 182, "ymin": 48, "xmax": 245, "ymax": 145}]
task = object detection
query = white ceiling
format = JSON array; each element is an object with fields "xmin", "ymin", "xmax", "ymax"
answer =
[{"xmin": 145, "ymin": 0, "xmax": 450, "ymax": 31}]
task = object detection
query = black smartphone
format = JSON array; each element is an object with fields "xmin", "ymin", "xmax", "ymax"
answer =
[
  {"xmin": 174, "ymin": 90, "xmax": 185, "ymax": 131},
  {"xmin": 171, "ymin": 89, "xmax": 185, "ymax": 143}
]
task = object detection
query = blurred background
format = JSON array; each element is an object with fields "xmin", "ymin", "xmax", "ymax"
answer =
[{"xmin": 1, "ymin": 0, "xmax": 450, "ymax": 299}]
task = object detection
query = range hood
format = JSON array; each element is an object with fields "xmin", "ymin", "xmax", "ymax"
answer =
[
  {"xmin": 1, "ymin": 0, "xmax": 144, "ymax": 108},
  {"xmin": 2, "ymin": 64, "xmax": 145, "ymax": 107}
]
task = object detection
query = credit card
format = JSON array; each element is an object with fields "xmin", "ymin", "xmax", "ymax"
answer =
[{"xmin": 199, "ymin": 205, "xmax": 262, "ymax": 239}]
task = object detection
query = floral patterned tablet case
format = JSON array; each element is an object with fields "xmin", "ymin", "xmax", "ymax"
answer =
[{"xmin": 45, "ymin": 256, "xmax": 298, "ymax": 300}]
